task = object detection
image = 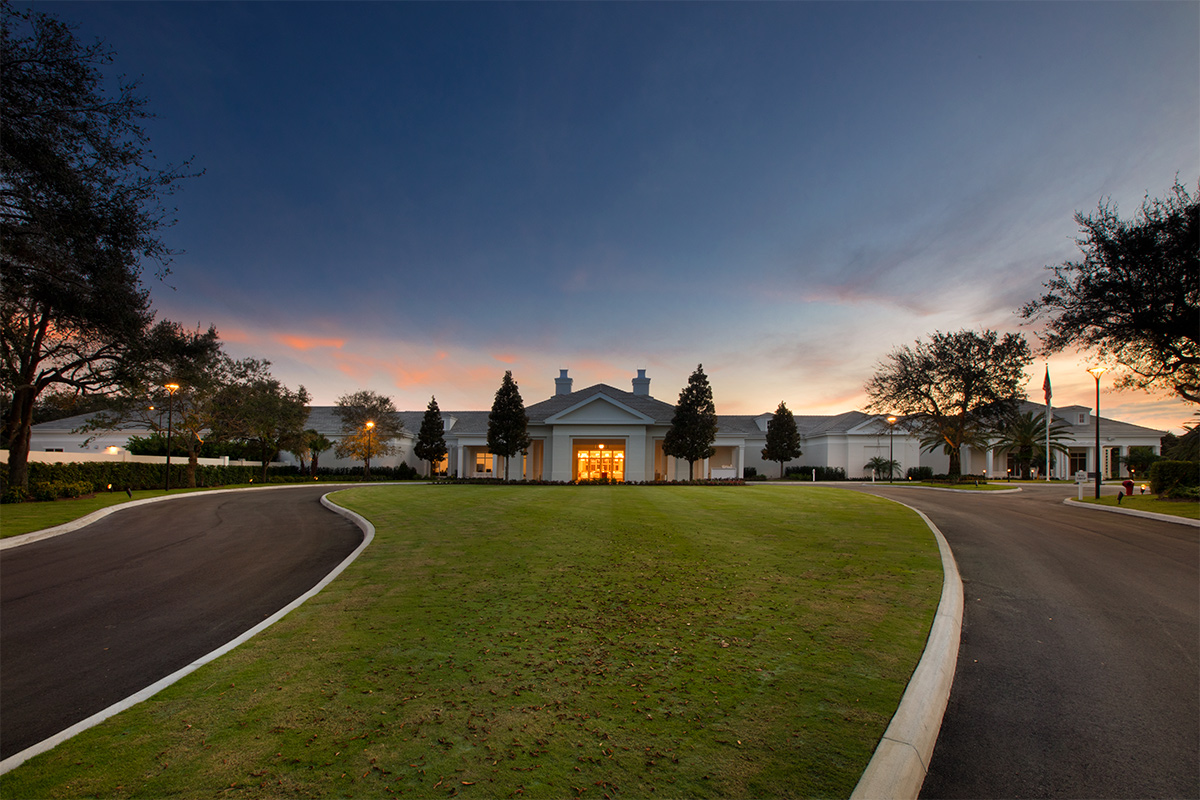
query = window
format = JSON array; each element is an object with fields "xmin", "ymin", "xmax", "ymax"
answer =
[
  {"xmin": 1069, "ymin": 451, "xmax": 1087, "ymax": 474},
  {"xmin": 474, "ymin": 452, "xmax": 493, "ymax": 475}
]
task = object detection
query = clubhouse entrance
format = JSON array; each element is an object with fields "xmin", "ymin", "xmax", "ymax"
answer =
[{"xmin": 573, "ymin": 439, "xmax": 625, "ymax": 482}]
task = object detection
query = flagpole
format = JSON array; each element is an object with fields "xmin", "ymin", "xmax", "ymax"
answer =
[{"xmin": 1044, "ymin": 366, "xmax": 1052, "ymax": 481}]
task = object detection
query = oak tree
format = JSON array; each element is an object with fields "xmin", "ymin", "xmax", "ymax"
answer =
[
  {"xmin": 334, "ymin": 390, "xmax": 402, "ymax": 480},
  {"xmin": 1022, "ymin": 180, "xmax": 1199, "ymax": 403},
  {"xmin": 1, "ymin": 5, "xmax": 197, "ymax": 488},
  {"xmin": 865, "ymin": 330, "xmax": 1031, "ymax": 477}
]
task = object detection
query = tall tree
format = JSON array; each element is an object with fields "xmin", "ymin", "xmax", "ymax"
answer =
[
  {"xmin": 1022, "ymin": 180, "xmax": 1199, "ymax": 403},
  {"xmin": 78, "ymin": 324, "xmax": 235, "ymax": 488},
  {"xmin": 1, "ymin": 4, "xmax": 197, "ymax": 489},
  {"xmin": 487, "ymin": 371, "xmax": 530, "ymax": 481},
  {"xmin": 215, "ymin": 377, "xmax": 311, "ymax": 481},
  {"xmin": 761, "ymin": 401, "xmax": 802, "ymax": 479},
  {"xmin": 415, "ymin": 396, "xmax": 448, "ymax": 478},
  {"xmin": 865, "ymin": 330, "xmax": 1031, "ymax": 477},
  {"xmin": 991, "ymin": 409, "xmax": 1073, "ymax": 479},
  {"xmin": 333, "ymin": 390, "xmax": 402, "ymax": 479},
  {"xmin": 663, "ymin": 364, "xmax": 718, "ymax": 480}
]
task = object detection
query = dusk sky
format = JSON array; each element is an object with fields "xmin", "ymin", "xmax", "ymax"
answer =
[{"xmin": 39, "ymin": 1, "xmax": 1199, "ymax": 431}]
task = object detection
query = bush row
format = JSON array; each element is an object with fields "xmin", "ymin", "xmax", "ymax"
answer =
[
  {"xmin": 1148, "ymin": 460, "xmax": 1199, "ymax": 498},
  {"xmin": 1, "ymin": 462, "xmax": 286, "ymax": 503}
]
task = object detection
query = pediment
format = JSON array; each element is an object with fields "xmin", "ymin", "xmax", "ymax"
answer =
[{"xmin": 544, "ymin": 393, "xmax": 656, "ymax": 425}]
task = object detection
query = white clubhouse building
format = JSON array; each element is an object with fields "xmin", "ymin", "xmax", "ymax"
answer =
[{"xmin": 26, "ymin": 368, "xmax": 1167, "ymax": 482}]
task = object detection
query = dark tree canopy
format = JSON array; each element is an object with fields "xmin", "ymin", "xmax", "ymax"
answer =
[
  {"xmin": 217, "ymin": 378, "xmax": 310, "ymax": 481},
  {"xmin": 334, "ymin": 390, "xmax": 402, "ymax": 478},
  {"xmin": 487, "ymin": 371, "xmax": 530, "ymax": 480},
  {"xmin": 78, "ymin": 323, "xmax": 226, "ymax": 487},
  {"xmin": 663, "ymin": 364, "xmax": 718, "ymax": 478},
  {"xmin": 1022, "ymin": 180, "xmax": 1199, "ymax": 403},
  {"xmin": 1, "ymin": 4, "xmax": 197, "ymax": 488},
  {"xmin": 865, "ymin": 329, "xmax": 1031, "ymax": 477},
  {"xmin": 761, "ymin": 401, "xmax": 802, "ymax": 478},
  {"xmin": 415, "ymin": 395, "xmax": 448, "ymax": 477}
]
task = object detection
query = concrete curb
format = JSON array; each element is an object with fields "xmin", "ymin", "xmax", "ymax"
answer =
[
  {"xmin": 0, "ymin": 491, "xmax": 375, "ymax": 776},
  {"xmin": 851, "ymin": 499, "xmax": 964, "ymax": 800},
  {"xmin": 880, "ymin": 485, "xmax": 1022, "ymax": 494},
  {"xmin": 1063, "ymin": 498, "xmax": 1200, "ymax": 527}
]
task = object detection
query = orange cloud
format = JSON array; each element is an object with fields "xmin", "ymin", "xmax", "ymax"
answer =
[{"xmin": 275, "ymin": 334, "xmax": 346, "ymax": 351}]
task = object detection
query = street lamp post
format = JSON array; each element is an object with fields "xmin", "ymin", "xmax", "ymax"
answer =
[
  {"xmin": 886, "ymin": 415, "xmax": 898, "ymax": 483},
  {"xmin": 365, "ymin": 420, "xmax": 375, "ymax": 481},
  {"xmin": 1087, "ymin": 366, "xmax": 1106, "ymax": 499},
  {"xmin": 164, "ymin": 382, "xmax": 180, "ymax": 491}
]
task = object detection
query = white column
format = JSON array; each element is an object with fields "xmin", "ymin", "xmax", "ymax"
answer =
[{"xmin": 736, "ymin": 446, "xmax": 745, "ymax": 479}]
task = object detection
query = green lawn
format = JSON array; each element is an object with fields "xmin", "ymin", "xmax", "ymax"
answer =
[
  {"xmin": 1076, "ymin": 493, "xmax": 1200, "ymax": 520},
  {"xmin": 1, "ymin": 485, "xmax": 942, "ymax": 799}
]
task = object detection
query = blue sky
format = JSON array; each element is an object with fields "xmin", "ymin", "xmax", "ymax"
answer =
[{"xmin": 39, "ymin": 1, "xmax": 1199, "ymax": 430}]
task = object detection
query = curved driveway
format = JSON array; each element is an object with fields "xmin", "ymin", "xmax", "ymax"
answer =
[
  {"xmin": 858, "ymin": 483, "xmax": 1198, "ymax": 799},
  {"xmin": 0, "ymin": 486, "xmax": 363, "ymax": 760}
]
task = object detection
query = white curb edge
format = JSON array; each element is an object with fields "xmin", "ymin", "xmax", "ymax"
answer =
[
  {"xmin": 1062, "ymin": 497, "xmax": 1200, "ymax": 527},
  {"xmin": 850, "ymin": 500, "xmax": 964, "ymax": 800},
  {"xmin": 0, "ymin": 491, "xmax": 374, "ymax": 776}
]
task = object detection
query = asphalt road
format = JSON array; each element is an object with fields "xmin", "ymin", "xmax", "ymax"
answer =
[
  {"xmin": 859, "ymin": 483, "xmax": 1199, "ymax": 799},
  {"xmin": 0, "ymin": 485, "xmax": 363, "ymax": 760}
]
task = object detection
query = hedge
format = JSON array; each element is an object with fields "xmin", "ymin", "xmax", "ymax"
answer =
[
  {"xmin": 0, "ymin": 462, "xmax": 294, "ymax": 503},
  {"xmin": 1148, "ymin": 460, "xmax": 1200, "ymax": 498}
]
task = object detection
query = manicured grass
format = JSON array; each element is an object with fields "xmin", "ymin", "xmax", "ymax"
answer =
[
  {"xmin": 1076, "ymin": 493, "xmax": 1200, "ymax": 520},
  {"xmin": 1, "ymin": 485, "xmax": 942, "ymax": 799}
]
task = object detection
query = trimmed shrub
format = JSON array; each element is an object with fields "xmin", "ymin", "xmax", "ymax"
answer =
[
  {"xmin": 907, "ymin": 466, "xmax": 934, "ymax": 481},
  {"xmin": 786, "ymin": 466, "xmax": 847, "ymax": 481},
  {"xmin": 1148, "ymin": 460, "xmax": 1199, "ymax": 498}
]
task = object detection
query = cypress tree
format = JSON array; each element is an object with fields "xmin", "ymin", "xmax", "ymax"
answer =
[
  {"xmin": 415, "ymin": 396, "xmax": 448, "ymax": 477},
  {"xmin": 663, "ymin": 364, "xmax": 718, "ymax": 480},
  {"xmin": 761, "ymin": 401, "xmax": 803, "ymax": 478},
  {"xmin": 487, "ymin": 371, "xmax": 531, "ymax": 480}
]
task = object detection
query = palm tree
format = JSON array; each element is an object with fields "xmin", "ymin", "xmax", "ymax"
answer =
[
  {"xmin": 865, "ymin": 456, "xmax": 901, "ymax": 480},
  {"xmin": 991, "ymin": 410, "xmax": 1072, "ymax": 479},
  {"xmin": 306, "ymin": 429, "xmax": 334, "ymax": 478}
]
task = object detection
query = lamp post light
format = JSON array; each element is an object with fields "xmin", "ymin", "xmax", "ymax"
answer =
[
  {"xmin": 1087, "ymin": 366, "xmax": 1106, "ymax": 499},
  {"xmin": 164, "ymin": 382, "xmax": 180, "ymax": 491},
  {"xmin": 365, "ymin": 420, "xmax": 375, "ymax": 481},
  {"xmin": 886, "ymin": 415, "xmax": 898, "ymax": 483}
]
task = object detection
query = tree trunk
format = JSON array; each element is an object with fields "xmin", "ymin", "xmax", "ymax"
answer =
[
  {"xmin": 311, "ymin": 453, "xmax": 319, "ymax": 478},
  {"xmin": 5, "ymin": 387, "xmax": 36, "ymax": 490},
  {"xmin": 948, "ymin": 447, "xmax": 962, "ymax": 478},
  {"xmin": 187, "ymin": 448, "xmax": 199, "ymax": 488}
]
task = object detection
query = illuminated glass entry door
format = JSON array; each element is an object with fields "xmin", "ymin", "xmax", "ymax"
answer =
[{"xmin": 573, "ymin": 440, "xmax": 625, "ymax": 481}]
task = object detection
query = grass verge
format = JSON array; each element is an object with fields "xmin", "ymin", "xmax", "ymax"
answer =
[
  {"xmin": 0, "ymin": 485, "xmax": 941, "ymax": 798},
  {"xmin": 1076, "ymin": 493, "xmax": 1200, "ymax": 520}
]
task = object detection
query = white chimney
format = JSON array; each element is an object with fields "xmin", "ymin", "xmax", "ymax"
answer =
[
  {"xmin": 632, "ymin": 369, "xmax": 650, "ymax": 396},
  {"xmin": 555, "ymin": 369, "xmax": 573, "ymax": 396}
]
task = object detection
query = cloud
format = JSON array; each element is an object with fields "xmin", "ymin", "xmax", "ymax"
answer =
[{"xmin": 273, "ymin": 334, "xmax": 346, "ymax": 351}]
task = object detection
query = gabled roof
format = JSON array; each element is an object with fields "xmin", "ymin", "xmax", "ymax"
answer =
[{"xmin": 525, "ymin": 383, "xmax": 676, "ymax": 425}]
